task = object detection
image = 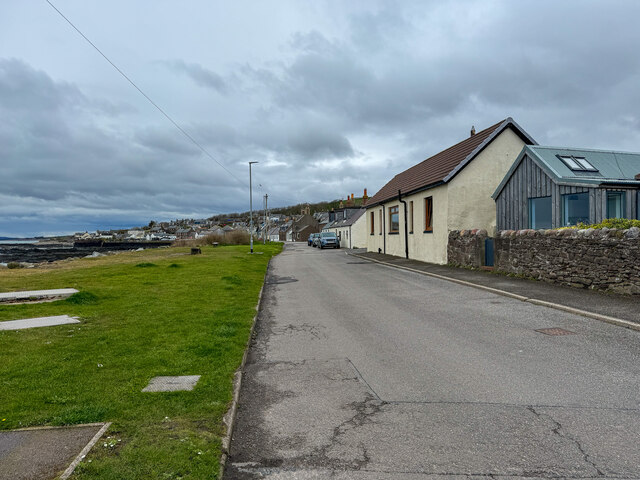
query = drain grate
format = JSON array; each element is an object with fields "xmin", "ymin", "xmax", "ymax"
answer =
[
  {"xmin": 535, "ymin": 327, "xmax": 576, "ymax": 336},
  {"xmin": 346, "ymin": 261, "xmax": 370, "ymax": 265}
]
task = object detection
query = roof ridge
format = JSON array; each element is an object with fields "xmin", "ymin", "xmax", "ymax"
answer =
[{"xmin": 367, "ymin": 117, "xmax": 534, "ymax": 207}]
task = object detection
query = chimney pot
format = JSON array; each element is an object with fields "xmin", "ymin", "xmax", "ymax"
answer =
[{"xmin": 470, "ymin": 125, "xmax": 476, "ymax": 136}]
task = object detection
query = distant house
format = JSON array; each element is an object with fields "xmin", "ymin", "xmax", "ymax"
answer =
[
  {"xmin": 366, "ymin": 118, "xmax": 536, "ymax": 264},
  {"xmin": 323, "ymin": 208, "xmax": 367, "ymax": 249},
  {"xmin": 291, "ymin": 214, "xmax": 320, "ymax": 241},
  {"xmin": 268, "ymin": 226, "xmax": 280, "ymax": 242},
  {"xmin": 314, "ymin": 212, "xmax": 330, "ymax": 231},
  {"xmin": 493, "ymin": 145, "xmax": 640, "ymax": 230},
  {"xmin": 176, "ymin": 228, "xmax": 193, "ymax": 239},
  {"xmin": 279, "ymin": 220, "xmax": 293, "ymax": 241}
]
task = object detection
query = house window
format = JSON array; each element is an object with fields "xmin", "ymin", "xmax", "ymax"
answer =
[
  {"xmin": 389, "ymin": 206, "xmax": 399, "ymax": 233},
  {"xmin": 528, "ymin": 196, "xmax": 552, "ymax": 229},
  {"xmin": 557, "ymin": 155, "xmax": 598, "ymax": 172},
  {"xmin": 607, "ymin": 191, "xmax": 625, "ymax": 219},
  {"xmin": 379, "ymin": 209, "xmax": 382, "ymax": 234},
  {"xmin": 424, "ymin": 197, "xmax": 433, "ymax": 232},
  {"xmin": 409, "ymin": 201, "xmax": 414, "ymax": 233},
  {"xmin": 370, "ymin": 211, "xmax": 374, "ymax": 235},
  {"xmin": 562, "ymin": 192, "xmax": 590, "ymax": 226}
]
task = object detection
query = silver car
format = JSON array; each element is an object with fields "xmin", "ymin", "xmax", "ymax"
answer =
[{"xmin": 318, "ymin": 232, "xmax": 340, "ymax": 249}]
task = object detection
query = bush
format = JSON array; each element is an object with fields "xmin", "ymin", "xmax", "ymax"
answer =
[
  {"xmin": 571, "ymin": 218, "xmax": 640, "ymax": 230},
  {"xmin": 7, "ymin": 262, "xmax": 22, "ymax": 269},
  {"xmin": 172, "ymin": 230, "xmax": 251, "ymax": 247}
]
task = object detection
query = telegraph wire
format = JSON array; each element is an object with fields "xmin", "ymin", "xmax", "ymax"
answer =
[
  {"xmin": 45, "ymin": 1, "xmax": 322, "ymax": 213},
  {"xmin": 44, "ymin": 0, "xmax": 247, "ymax": 188}
]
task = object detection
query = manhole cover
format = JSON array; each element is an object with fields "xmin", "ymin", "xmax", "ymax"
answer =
[
  {"xmin": 535, "ymin": 327, "xmax": 576, "ymax": 336},
  {"xmin": 142, "ymin": 375, "xmax": 201, "ymax": 392}
]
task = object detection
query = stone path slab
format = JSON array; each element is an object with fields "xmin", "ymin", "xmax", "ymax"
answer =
[
  {"xmin": 0, "ymin": 289, "xmax": 78, "ymax": 303},
  {"xmin": 0, "ymin": 316, "xmax": 80, "ymax": 331},
  {"xmin": 0, "ymin": 423, "xmax": 108, "ymax": 480},
  {"xmin": 142, "ymin": 375, "xmax": 201, "ymax": 392}
]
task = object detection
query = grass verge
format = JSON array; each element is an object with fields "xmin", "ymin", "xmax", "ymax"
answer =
[{"xmin": 0, "ymin": 244, "xmax": 282, "ymax": 479}]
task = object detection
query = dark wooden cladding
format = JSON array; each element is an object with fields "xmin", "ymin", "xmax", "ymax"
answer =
[{"xmin": 496, "ymin": 154, "xmax": 639, "ymax": 230}]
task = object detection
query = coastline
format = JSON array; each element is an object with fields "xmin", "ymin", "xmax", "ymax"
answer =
[{"xmin": 0, "ymin": 242, "xmax": 171, "ymax": 265}]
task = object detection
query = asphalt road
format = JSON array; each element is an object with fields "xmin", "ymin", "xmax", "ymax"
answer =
[{"xmin": 226, "ymin": 243, "xmax": 640, "ymax": 479}]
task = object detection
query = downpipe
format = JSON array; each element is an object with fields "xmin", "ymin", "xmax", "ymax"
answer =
[
  {"xmin": 382, "ymin": 204, "xmax": 386, "ymax": 254},
  {"xmin": 398, "ymin": 190, "xmax": 409, "ymax": 259}
]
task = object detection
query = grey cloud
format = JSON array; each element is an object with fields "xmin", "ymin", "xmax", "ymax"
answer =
[
  {"xmin": 164, "ymin": 60, "xmax": 229, "ymax": 94},
  {"xmin": 5, "ymin": 1, "xmax": 640, "ymax": 237},
  {"xmin": 134, "ymin": 127, "xmax": 201, "ymax": 156},
  {"xmin": 0, "ymin": 58, "xmax": 84, "ymax": 112}
]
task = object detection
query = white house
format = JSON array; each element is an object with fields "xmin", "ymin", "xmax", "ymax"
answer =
[
  {"xmin": 323, "ymin": 208, "xmax": 367, "ymax": 249},
  {"xmin": 366, "ymin": 118, "xmax": 536, "ymax": 264}
]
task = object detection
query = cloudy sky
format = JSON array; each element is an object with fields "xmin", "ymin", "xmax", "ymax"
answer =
[{"xmin": 2, "ymin": 1, "xmax": 640, "ymax": 237}]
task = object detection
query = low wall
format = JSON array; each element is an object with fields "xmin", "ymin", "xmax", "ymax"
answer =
[
  {"xmin": 447, "ymin": 229, "xmax": 488, "ymax": 268},
  {"xmin": 448, "ymin": 227, "xmax": 640, "ymax": 295}
]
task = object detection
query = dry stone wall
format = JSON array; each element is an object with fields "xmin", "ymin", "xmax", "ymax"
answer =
[
  {"xmin": 447, "ymin": 229, "xmax": 488, "ymax": 268},
  {"xmin": 448, "ymin": 227, "xmax": 640, "ymax": 295}
]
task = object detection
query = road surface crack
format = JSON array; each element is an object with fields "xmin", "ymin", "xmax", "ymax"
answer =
[
  {"xmin": 527, "ymin": 406, "xmax": 605, "ymax": 477},
  {"xmin": 310, "ymin": 394, "xmax": 382, "ymax": 470}
]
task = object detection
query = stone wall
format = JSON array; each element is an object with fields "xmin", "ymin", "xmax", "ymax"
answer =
[
  {"xmin": 448, "ymin": 227, "xmax": 640, "ymax": 295},
  {"xmin": 447, "ymin": 229, "xmax": 488, "ymax": 268}
]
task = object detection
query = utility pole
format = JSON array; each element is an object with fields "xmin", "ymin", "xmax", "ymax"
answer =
[
  {"xmin": 265, "ymin": 194, "xmax": 269, "ymax": 244},
  {"xmin": 249, "ymin": 161, "xmax": 258, "ymax": 254}
]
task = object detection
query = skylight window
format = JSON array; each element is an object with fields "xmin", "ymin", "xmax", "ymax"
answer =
[{"xmin": 557, "ymin": 155, "xmax": 598, "ymax": 172}]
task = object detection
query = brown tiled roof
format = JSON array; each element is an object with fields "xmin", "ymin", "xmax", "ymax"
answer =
[{"xmin": 367, "ymin": 118, "xmax": 535, "ymax": 206}]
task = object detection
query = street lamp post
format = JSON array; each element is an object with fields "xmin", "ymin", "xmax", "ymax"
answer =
[{"xmin": 249, "ymin": 161, "xmax": 258, "ymax": 254}]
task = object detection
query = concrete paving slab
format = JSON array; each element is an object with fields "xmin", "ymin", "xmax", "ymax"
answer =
[
  {"xmin": 0, "ymin": 316, "xmax": 80, "ymax": 331},
  {"xmin": 142, "ymin": 375, "xmax": 201, "ymax": 392},
  {"xmin": 0, "ymin": 423, "xmax": 106, "ymax": 480},
  {"xmin": 0, "ymin": 289, "xmax": 78, "ymax": 303}
]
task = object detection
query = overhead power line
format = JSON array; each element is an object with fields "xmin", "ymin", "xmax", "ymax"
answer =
[{"xmin": 45, "ymin": 0, "xmax": 247, "ymax": 188}]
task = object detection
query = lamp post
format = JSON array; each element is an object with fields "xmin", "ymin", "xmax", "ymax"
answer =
[
  {"xmin": 249, "ymin": 161, "xmax": 258, "ymax": 254},
  {"xmin": 263, "ymin": 193, "xmax": 269, "ymax": 245}
]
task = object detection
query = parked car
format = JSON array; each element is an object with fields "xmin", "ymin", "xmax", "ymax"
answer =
[
  {"xmin": 318, "ymin": 232, "xmax": 340, "ymax": 249},
  {"xmin": 308, "ymin": 233, "xmax": 315, "ymax": 246},
  {"xmin": 309, "ymin": 233, "xmax": 320, "ymax": 246}
]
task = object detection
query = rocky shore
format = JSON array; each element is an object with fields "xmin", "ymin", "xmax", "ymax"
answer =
[{"xmin": 0, "ymin": 241, "xmax": 171, "ymax": 265}]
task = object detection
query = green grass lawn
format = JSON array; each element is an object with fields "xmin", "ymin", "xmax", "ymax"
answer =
[{"xmin": 0, "ymin": 244, "xmax": 281, "ymax": 479}]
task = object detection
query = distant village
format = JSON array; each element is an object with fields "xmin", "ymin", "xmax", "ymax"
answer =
[{"xmin": 73, "ymin": 190, "xmax": 370, "ymax": 245}]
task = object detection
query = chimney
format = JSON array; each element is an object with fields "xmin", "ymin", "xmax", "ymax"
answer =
[
  {"xmin": 636, "ymin": 173, "xmax": 640, "ymax": 180},
  {"xmin": 470, "ymin": 125, "xmax": 476, "ymax": 136},
  {"xmin": 351, "ymin": 193, "xmax": 354, "ymax": 200}
]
